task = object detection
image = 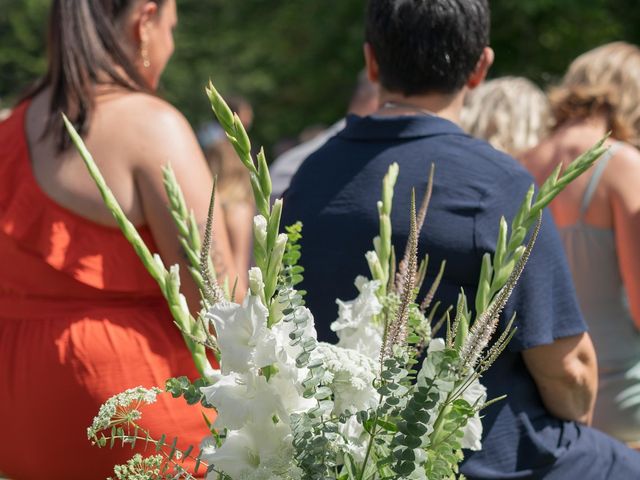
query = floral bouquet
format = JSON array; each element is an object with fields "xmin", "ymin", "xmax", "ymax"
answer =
[{"xmin": 64, "ymin": 83, "xmax": 606, "ymax": 480}]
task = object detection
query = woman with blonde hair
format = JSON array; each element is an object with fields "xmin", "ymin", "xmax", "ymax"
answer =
[
  {"xmin": 461, "ymin": 76, "xmax": 551, "ymax": 157},
  {"xmin": 0, "ymin": 0, "xmax": 240, "ymax": 477},
  {"xmin": 522, "ymin": 41, "xmax": 640, "ymax": 443}
]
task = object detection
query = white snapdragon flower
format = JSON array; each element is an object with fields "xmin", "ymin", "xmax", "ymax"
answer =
[
  {"xmin": 200, "ymin": 372, "xmax": 288, "ymax": 430},
  {"xmin": 338, "ymin": 416, "xmax": 370, "ymax": 462},
  {"xmin": 206, "ymin": 294, "xmax": 276, "ymax": 375},
  {"xmin": 253, "ymin": 215, "xmax": 268, "ymax": 251},
  {"xmin": 416, "ymin": 338, "xmax": 455, "ymax": 394},
  {"xmin": 202, "ymin": 420, "xmax": 295, "ymax": 480},
  {"xmin": 417, "ymin": 339, "xmax": 486, "ymax": 451},
  {"xmin": 460, "ymin": 378, "xmax": 486, "ymax": 451},
  {"xmin": 331, "ymin": 276, "xmax": 383, "ymax": 360},
  {"xmin": 249, "ymin": 267, "xmax": 266, "ymax": 298}
]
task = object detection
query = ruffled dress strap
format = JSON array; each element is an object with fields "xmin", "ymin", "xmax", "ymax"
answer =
[{"xmin": 0, "ymin": 102, "xmax": 161, "ymax": 294}]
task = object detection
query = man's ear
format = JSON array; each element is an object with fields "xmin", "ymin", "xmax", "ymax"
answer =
[
  {"xmin": 467, "ymin": 47, "xmax": 494, "ymax": 90},
  {"xmin": 363, "ymin": 42, "xmax": 380, "ymax": 84}
]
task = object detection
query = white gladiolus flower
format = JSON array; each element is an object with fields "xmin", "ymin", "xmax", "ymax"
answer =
[
  {"xmin": 272, "ymin": 307, "xmax": 317, "ymax": 366},
  {"xmin": 331, "ymin": 276, "xmax": 383, "ymax": 360},
  {"xmin": 206, "ymin": 295, "xmax": 276, "ymax": 374},
  {"xmin": 202, "ymin": 420, "xmax": 295, "ymax": 480},
  {"xmin": 200, "ymin": 372, "xmax": 288, "ymax": 430},
  {"xmin": 268, "ymin": 372, "xmax": 316, "ymax": 416}
]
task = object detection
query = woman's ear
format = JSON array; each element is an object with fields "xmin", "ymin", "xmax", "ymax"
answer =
[
  {"xmin": 132, "ymin": 1, "xmax": 159, "ymax": 43},
  {"xmin": 467, "ymin": 47, "xmax": 494, "ymax": 90},
  {"xmin": 363, "ymin": 42, "xmax": 380, "ymax": 84}
]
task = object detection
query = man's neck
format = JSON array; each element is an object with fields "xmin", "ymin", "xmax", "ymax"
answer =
[{"xmin": 377, "ymin": 88, "xmax": 466, "ymax": 124}]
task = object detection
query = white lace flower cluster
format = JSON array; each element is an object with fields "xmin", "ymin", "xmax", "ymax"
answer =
[
  {"xmin": 316, "ymin": 343, "xmax": 379, "ymax": 461},
  {"xmin": 87, "ymin": 386, "xmax": 162, "ymax": 441}
]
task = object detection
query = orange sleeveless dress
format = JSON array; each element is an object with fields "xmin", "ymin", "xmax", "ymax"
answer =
[{"xmin": 0, "ymin": 103, "xmax": 211, "ymax": 479}]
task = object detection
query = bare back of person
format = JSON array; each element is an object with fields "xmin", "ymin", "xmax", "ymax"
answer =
[
  {"xmin": 26, "ymin": 86, "xmax": 242, "ymax": 306},
  {"xmin": 524, "ymin": 119, "xmax": 640, "ymax": 323},
  {"xmin": 523, "ymin": 120, "xmax": 621, "ymax": 229}
]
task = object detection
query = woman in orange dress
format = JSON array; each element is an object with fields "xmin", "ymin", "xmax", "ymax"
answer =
[{"xmin": 0, "ymin": 1, "xmax": 241, "ymax": 478}]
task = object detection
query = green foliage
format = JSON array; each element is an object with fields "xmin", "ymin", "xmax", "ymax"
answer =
[
  {"xmin": 2, "ymin": 0, "xmax": 637, "ymax": 153},
  {"xmin": 162, "ymin": 165, "xmax": 218, "ymax": 293},
  {"xmin": 165, "ymin": 376, "xmax": 212, "ymax": 407},
  {"xmin": 0, "ymin": 0, "xmax": 48, "ymax": 103},
  {"xmin": 281, "ymin": 222, "xmax": 305, "ymax": 291}
]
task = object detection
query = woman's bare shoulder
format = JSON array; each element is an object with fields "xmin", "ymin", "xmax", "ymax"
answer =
[
  {"xmin": 610, "ymin": 142, "xmax": 640, "ymax": 168},
  {"xmin": 104, "ymin": 92, "xmax": 202, "ymax": 169},
  {"xmin": 520, "ymin": 139, "xmax": 558, "ymax": 183},
  {"xmin": 606, "ymin": 142, "xmax": 640, "ymax": 192},
  {"xmin": 108, "ymin": 93, "xmax": 191, "ymax": 134}
]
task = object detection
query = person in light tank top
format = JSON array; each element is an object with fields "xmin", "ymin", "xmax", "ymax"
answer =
[{"xmin": 523, "ymin": 42, "xmax": 640, "ymax": 445}]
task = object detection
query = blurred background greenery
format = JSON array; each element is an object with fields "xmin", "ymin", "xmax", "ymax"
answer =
[{"xmin": 1, "ymin": 0, "xmax": 638, "ymax": 158}]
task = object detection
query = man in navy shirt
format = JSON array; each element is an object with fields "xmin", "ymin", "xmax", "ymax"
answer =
[{"xmin": 281, "ymin": 0, "xmax": 640, "ymax": 478}]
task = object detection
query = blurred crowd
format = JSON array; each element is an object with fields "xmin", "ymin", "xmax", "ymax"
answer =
[{"xmin": 3, "ymin": 0, "xmax": 640, "ymax": 478}]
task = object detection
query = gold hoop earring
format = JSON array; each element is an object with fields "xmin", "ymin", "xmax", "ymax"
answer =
[{"xmin": 141, "ymin": 38, "xmax": 151, "ymax": 69}]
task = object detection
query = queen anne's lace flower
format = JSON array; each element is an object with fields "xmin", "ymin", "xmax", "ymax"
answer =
[
  {"xmin": 87, "ymin": 386, "xmax": 161, "ymax": 440},
  {"xmin": 316, "ymin": 343, "xmax": 378, "ymax": 415}
]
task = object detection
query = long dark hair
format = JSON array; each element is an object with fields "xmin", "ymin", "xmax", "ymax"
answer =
[{"xmin": 25, "ymin": 0, "xmax": 165, "ymax": 151}]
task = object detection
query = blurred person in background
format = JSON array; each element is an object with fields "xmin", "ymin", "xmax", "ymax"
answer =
[
  {"xmin": 282, "ymin": 1, "xmax": 640, "ymax": 477},
  {"xmin": 0, "ymin": 96, "xmax": 10, "ymax": 121},
  {"xmin": 461, "ymin": 76, "xmax": 551, "ymax": 158},
  {"xmin": 523, "ymin": 41, "xmax": 640, "ymax": 445},
  {"xmin": 199, "ymin": 95, "xmax": 255, "ymax": 286},
  {"xmin": 269, "ymin": 71, "xmax": 379, "ymax": 202},
  {"xmin": 0, "ymin": 0, "xmax": 241, "ymax": 478}
]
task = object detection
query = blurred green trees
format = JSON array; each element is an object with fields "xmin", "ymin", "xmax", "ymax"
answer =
[{"xmin": 1, "ymin": 0, "xmax": 637, "ymax": 155}]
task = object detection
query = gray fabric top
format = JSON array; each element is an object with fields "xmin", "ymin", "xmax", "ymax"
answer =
[
  {"xmin": 559, "ymin": 142, "xmax": 639, "ymax": 371},
  {"xmin": 559, "ymin": 142, "xmax": 640, "ymax": 440}
]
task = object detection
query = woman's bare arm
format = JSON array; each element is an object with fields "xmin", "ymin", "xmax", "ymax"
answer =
[
  {"xmin": 609, "ymin": 147, "xmax": 640, "ymax": 329},
  {"xmin": 223, "ymin": 201, "xmax": 254, "ymax": 287},
  {"xmin": 522, "ymin": 333, "xmax": 598, "ymax": 425},
  {"xmin": 130, "ymin": 97, "xmax": 244, "ymax": 311}
]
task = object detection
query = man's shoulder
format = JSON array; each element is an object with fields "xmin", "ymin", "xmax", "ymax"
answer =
[
  {"xmin": 290, "ymin": 115, "xmax": 536, "ymax": 203},
  {"xmin": 442, "ymin": 133, "xmax": 535, "ymax": 183}
]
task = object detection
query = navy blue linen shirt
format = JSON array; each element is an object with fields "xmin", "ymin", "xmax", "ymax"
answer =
[{"xmin": 281, "ymin": 114, "xmax": 640, "ymax": 479}]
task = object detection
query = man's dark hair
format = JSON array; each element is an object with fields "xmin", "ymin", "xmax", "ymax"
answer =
[{"xmin": 365, "ymin": 0, "xmax": 490, "ymax": 96}]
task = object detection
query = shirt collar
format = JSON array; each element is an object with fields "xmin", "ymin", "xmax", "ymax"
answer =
[{"xmin": 339, "ymin": 113, "xmax": 468, "ymax": 141}]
